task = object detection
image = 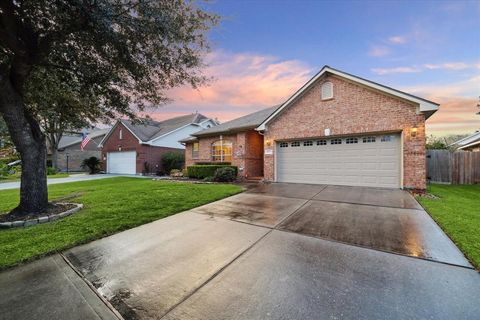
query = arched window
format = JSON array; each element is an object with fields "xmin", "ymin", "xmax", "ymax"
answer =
[
  {"xmin": 321, "ymin": 81, "xmax": 333, "ymax": 100},
  {"xmin": 212, "ymin": 140, "xmax": 232, "ymax": 162}
]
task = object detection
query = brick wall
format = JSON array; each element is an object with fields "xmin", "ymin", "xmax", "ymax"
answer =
[
  {"xmin": 263, "ymin": 74, "xmax": 427, "ymax": 190},
  {"xmin": 185, "ymin": 130, "xmax": 264, "ymax": 178},
  {"xmin": 102, "ymin": 122, "xmax": 183, "ymax": 174}
]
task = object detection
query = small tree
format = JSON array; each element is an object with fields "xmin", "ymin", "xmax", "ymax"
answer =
[
  {"xmin": 426, "ymin": 135, "xmax": 448, "ymax": 150},
  {"xmin": 81, "ymin": 157, "xmax": 102, "ymax": 174},
  {"xmin": 161, "ymin": 152, "xmax": 185, "ymax": 175}
]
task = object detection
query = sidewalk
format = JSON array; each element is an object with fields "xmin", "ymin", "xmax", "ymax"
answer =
[{"xmin": 0, "ymin": 254, "xmax": 119, "ymax": 320}]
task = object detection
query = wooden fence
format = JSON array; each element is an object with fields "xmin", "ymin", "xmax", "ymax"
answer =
[{"xmin": 426, "ymin": 150, "xmax": 480, "ymax": 184}]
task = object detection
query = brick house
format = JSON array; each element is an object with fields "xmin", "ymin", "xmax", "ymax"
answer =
[
  {"xmin": 100, "ymin": 113, "xmax": 217, "ymax": 174},
  {"xmin": 451, "ymin": 132, "xmax": 480, "ymax": 152},
  {"xmin": 182, "ymin": 66, "xmax": 439, "ymax": 191},
  {"xmin": 56, "ymin": 129, "xmax": 109, "ymax": 172}
]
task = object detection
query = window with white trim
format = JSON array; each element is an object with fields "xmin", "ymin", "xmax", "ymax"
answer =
[
  {"xmin": 363, "ymin": 136, "xmax": 376, "ymax": 143},
  {"xmin": 119, "ymin": 129, "xmax": 123, "ymax": 140},
  {"xmin": 317, "ymin": 140, "xmax": 327, "ymax": 145},
  {"xmin": 321, "ymin": 82, "xmax": 333, "ymax": 100},
  {"xmin": 212, "ymin": 140, "xmax": 232, "ymax": 162},
  {"xmin": 279, "ymin": 142, "xmax": 289, "ymax": 148},
  {"xmin": 331, "ymin": 138, "xmax": 342, "ymax": 145},
  {"xmin": 381, "ymin": 135, "xmax": 392, "ymax": 142},
  {"xmin": 346, "ymin": 137, "xmax": 358, "ymax": 144},
  {"xmin": 291, "ymin": 141, "xmax": 300, "ymax": 147},
  {"xmin": 303, "ymin": 140, "xmax": 313, "ymax": 146}
]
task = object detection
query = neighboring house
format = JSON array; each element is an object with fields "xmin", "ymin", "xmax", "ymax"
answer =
[
  {"xmin": 182, "ymin": 66, "xmax": 439, "ymax": 191},
  {"xmin": 100, "ymin": 113, "xmax": 217, "ymax": 175},
  {"xmin": 451, "ymin": 131, "xmax": 480, "ymax": 151},
  {"xmin": 56, "ymin": 128, "xmax": 110, "ymax": 172}
]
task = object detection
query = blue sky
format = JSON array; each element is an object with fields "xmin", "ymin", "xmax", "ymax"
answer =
[{"xmin": 160, "ymin": 0, "xmax": 480, "ymax": 136}]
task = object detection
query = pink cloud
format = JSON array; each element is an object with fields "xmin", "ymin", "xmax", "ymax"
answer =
[
  {"xmin": 371, "ymin": 67, "xmax": 421, "ymax": 75},
  {"xmin": 145, "ymin": 51, "xmax": 313, "ymax": 122},
  {"xmin": 424, "ymin": 62, "xmax": 469, "ymax": 70},
  {"xmin": 368, "ymin": 45, "xmax": 391, "ymax": 57},
  {"xmin": 388, "ymin": 36, "xmax": 407, "ymax": 44}
]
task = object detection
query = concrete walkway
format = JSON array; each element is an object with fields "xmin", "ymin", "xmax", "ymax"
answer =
[
  {"xmin": 1, "ymin": 183, "xmax": 478, "ymax": 319},
  {"xmin": 0, "ymin": 255, "xmax": 119, "ymax": 320}
]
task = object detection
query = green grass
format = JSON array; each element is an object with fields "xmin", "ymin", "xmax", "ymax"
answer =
[
  {"xmin": 417, "ymin": 184, "xmax": 480, "ymax": 269},
  {"xmin": 0, "ymin": 172, "xmax": 70, "ymax": 183},
  {"xmin": 0, "ymin": 177, "xmax": 242, "ymax": 269}
]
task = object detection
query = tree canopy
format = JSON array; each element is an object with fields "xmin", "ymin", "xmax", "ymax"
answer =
[{"xmin": 0, "ymin": 0, "xmax": 220, "ymax": 215}]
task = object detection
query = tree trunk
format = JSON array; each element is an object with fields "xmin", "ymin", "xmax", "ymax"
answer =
[{"xmin": 0, "ymin": 76, "xmax": 48, "ymax": 216}]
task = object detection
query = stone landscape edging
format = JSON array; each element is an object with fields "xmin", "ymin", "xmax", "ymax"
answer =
[{"xmin": 0, "ymin": 203, "xmax": 83, "ymax": 229}]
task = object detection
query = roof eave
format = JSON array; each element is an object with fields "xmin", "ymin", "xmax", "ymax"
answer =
[{"xmin": 194, "ymin": 125, "xmax": 258, "ymax": 138}]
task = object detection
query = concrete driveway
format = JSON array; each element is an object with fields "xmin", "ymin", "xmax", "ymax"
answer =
[{"xmin": 1, "ymin": 183, "xmax": 479, "ymax": 319}]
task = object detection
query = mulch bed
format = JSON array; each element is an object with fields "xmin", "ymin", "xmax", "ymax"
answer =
[{"xmin": 0, "ymin": 203, "xmax": 77, "ymax": 223}]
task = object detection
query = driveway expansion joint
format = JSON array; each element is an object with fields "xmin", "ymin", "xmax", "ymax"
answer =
[{"xmin": 60, "ymin": 253, "xmax": 125, "ymax": 320}]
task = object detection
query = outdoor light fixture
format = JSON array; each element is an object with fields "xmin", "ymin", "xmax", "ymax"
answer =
[
  {"xmin": 265, "ymin": 139, "xmax": 271, "ymax": 147},
  {"xmin": 411, "ymin": 127, "xmax": 418, "ymax": 138}
]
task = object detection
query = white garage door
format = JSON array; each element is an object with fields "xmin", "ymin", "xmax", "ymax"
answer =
[
  {"xmin": 276, "ymin": 134, "xmax": 401, "ymax": 188},
  {"xmin": 107, "ymin": 151, "xmax": 137, "ymax": 174}
]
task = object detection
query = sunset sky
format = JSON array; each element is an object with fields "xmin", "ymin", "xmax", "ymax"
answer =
[{"xmin": 152, "ymin": 0, "xmax": 480, "ymax": 137}]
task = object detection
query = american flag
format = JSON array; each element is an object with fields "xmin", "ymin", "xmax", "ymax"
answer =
[{"xmin": 80, "ymin": 133, "xmax": 91, "ymax": 151}]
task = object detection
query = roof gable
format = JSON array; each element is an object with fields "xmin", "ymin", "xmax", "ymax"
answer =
[
  {"xmin": 100, "ymin": 113, "xmax": 211, "ymax": 146},
  {"xmin": 256, "ymin": 66, "xmax": 440, "ymax": 131}
]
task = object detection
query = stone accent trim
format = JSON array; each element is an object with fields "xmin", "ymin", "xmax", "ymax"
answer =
[{"xmin": 0, "ymin": 203, "xmax": 83, "ymax": 229}]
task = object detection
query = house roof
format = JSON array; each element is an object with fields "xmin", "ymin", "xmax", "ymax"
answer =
[
  {"xmin": 190, "ymin": 106, "xmax": 279, "ymax": 138},
  {"xmin": 452, "ymin": 131, "xmax": 480, "ymax": 150},
  {"xmin": 58, "ymin": 128, "xmax": 110, "ymax": 149},
  {"xmin": 103, "ymin": 113, "xmax": 211, "ymax": 145},
  {"xmin": 257, "ymin": 66, "xmax": 440, "ymax": 131}
]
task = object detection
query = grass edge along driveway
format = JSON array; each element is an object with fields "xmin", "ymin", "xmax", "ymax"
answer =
[
  {"xmin": 0, "ymin": 177, "xmax": 242, "ymax": 270},
  {"xmin": 417, "ymin": 184, "xmax": 480, "ymax": 269}
]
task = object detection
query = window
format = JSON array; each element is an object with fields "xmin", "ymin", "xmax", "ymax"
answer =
[
  {"xmin": 363, "ymin": 136, "xmax": 376, "ymax": 143},
  {"xmin": 381, "ymin": 135, "xmax": 392, "ymax": 142},
  {"xmin": 303, "ymin": 140, "xmax": 313, "ymax": 146},
  {"xmin": 211, "ymin": 140, "xmax": 232, "ymax": 162},
  {"xmin": 119, "ymin": 129, "xmax": 123, "ymax": 140},
  {"xmin": 291, "ymin": 141, "xmax": 300, "ymax": 147},
  {"xmin": 317, "ymin": 140, "xmax": 327, "ymax": 146},
  {"xmin": 192, "ymin": 142, "xmax": 199, "ymax": 158},
  {"xmin": 346, "ymin": 137, "xmax": 358, "ymax": 144},
  {"xmin": 321, "ymin": 81, "xmax": 333, "ymax": 100},
  {"xmin": 279, "ymin": 142, "xmax": 289, "ymax": 148},
  {"xmin": 331, "ymin": 138, "xmax": 342, "ymax": 145}
]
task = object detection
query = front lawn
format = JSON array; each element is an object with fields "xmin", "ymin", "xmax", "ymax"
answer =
[
  {"xmin": 0, "ymin": 177, "xmax": 242, "ymax": 269},
  {"xmin": 417, "ymin": 184, "xmax": 480, "ymax": 269}
]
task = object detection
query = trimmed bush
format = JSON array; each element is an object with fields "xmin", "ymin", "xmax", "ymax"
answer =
[
  {"xmin": 161, "ymin": 152, "xmax": 185, "ymax": 174},
  {"xmin": 47, "ymin": 167, "xmax": 58, "ymax": 175},
  {"xmin": 187, "ymin": 165, "xmax": 238, "ymax": 179},
  {"xmin": 213, "ymin": 167, "xmax": 237, "ymax": 182},
  {"xmin": 81, "ymin": 156, "xmax": 102, "ymax": 174}
]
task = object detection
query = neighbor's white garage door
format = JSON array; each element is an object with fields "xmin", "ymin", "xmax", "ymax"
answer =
[
  {"xmin": 107, "ymin": 151, "xmax": 137, "ymax": 174},
  {"xmin": 276, "ymin": 134, "xmax": 401, "ymax": 188}
]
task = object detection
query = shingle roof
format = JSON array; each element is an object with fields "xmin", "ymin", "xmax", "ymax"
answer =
[
  {"xmin": 452, "ymin": 131, "xmax": 480, "ymax": 149},
  {"xmin": 58, "ymin": 128, "xmax": 110, "ymax": 149},
  {"xmin": 121, "ymin": 113, "xmax": 209, "ymax": 142},
  {"xmin": 192, "ymin": 106, "xmax": 279, "ymax": 137}
]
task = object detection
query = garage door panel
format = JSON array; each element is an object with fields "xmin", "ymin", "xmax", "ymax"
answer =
[
  {"xmin": 277, "ymin": 134, "xmax": 401, "ymax": 188},
  {"xmin": 107, "ymin": 151, "xmax": 136, "ymax": 174}
]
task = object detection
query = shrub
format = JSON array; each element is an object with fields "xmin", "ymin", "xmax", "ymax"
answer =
[
  {"xmin": 47, "ymin": 167, "xmax": 58, "ymax": 175},
  {"xmin": 182, "ymin": 168, "xmax": 188, "ymax": 177},
  {"xmin": 187, "ymin": 165, "xmax": 238, "ymax": 179},
  {"xmin": 161, "ymin": 152, "xmax": 185, "ymax": 174},
  {"xmin": 81, "ymin": 156, "xmax": 102, "ymax": 174},
  {"xmin": 213, "ymin": 167, "xmax": 237, "ymax": 182}
]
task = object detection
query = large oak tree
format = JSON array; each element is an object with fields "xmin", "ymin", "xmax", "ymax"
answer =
[{"xmin": 0, "ymin": 0, "xmax": 219, "ymax": 216}]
